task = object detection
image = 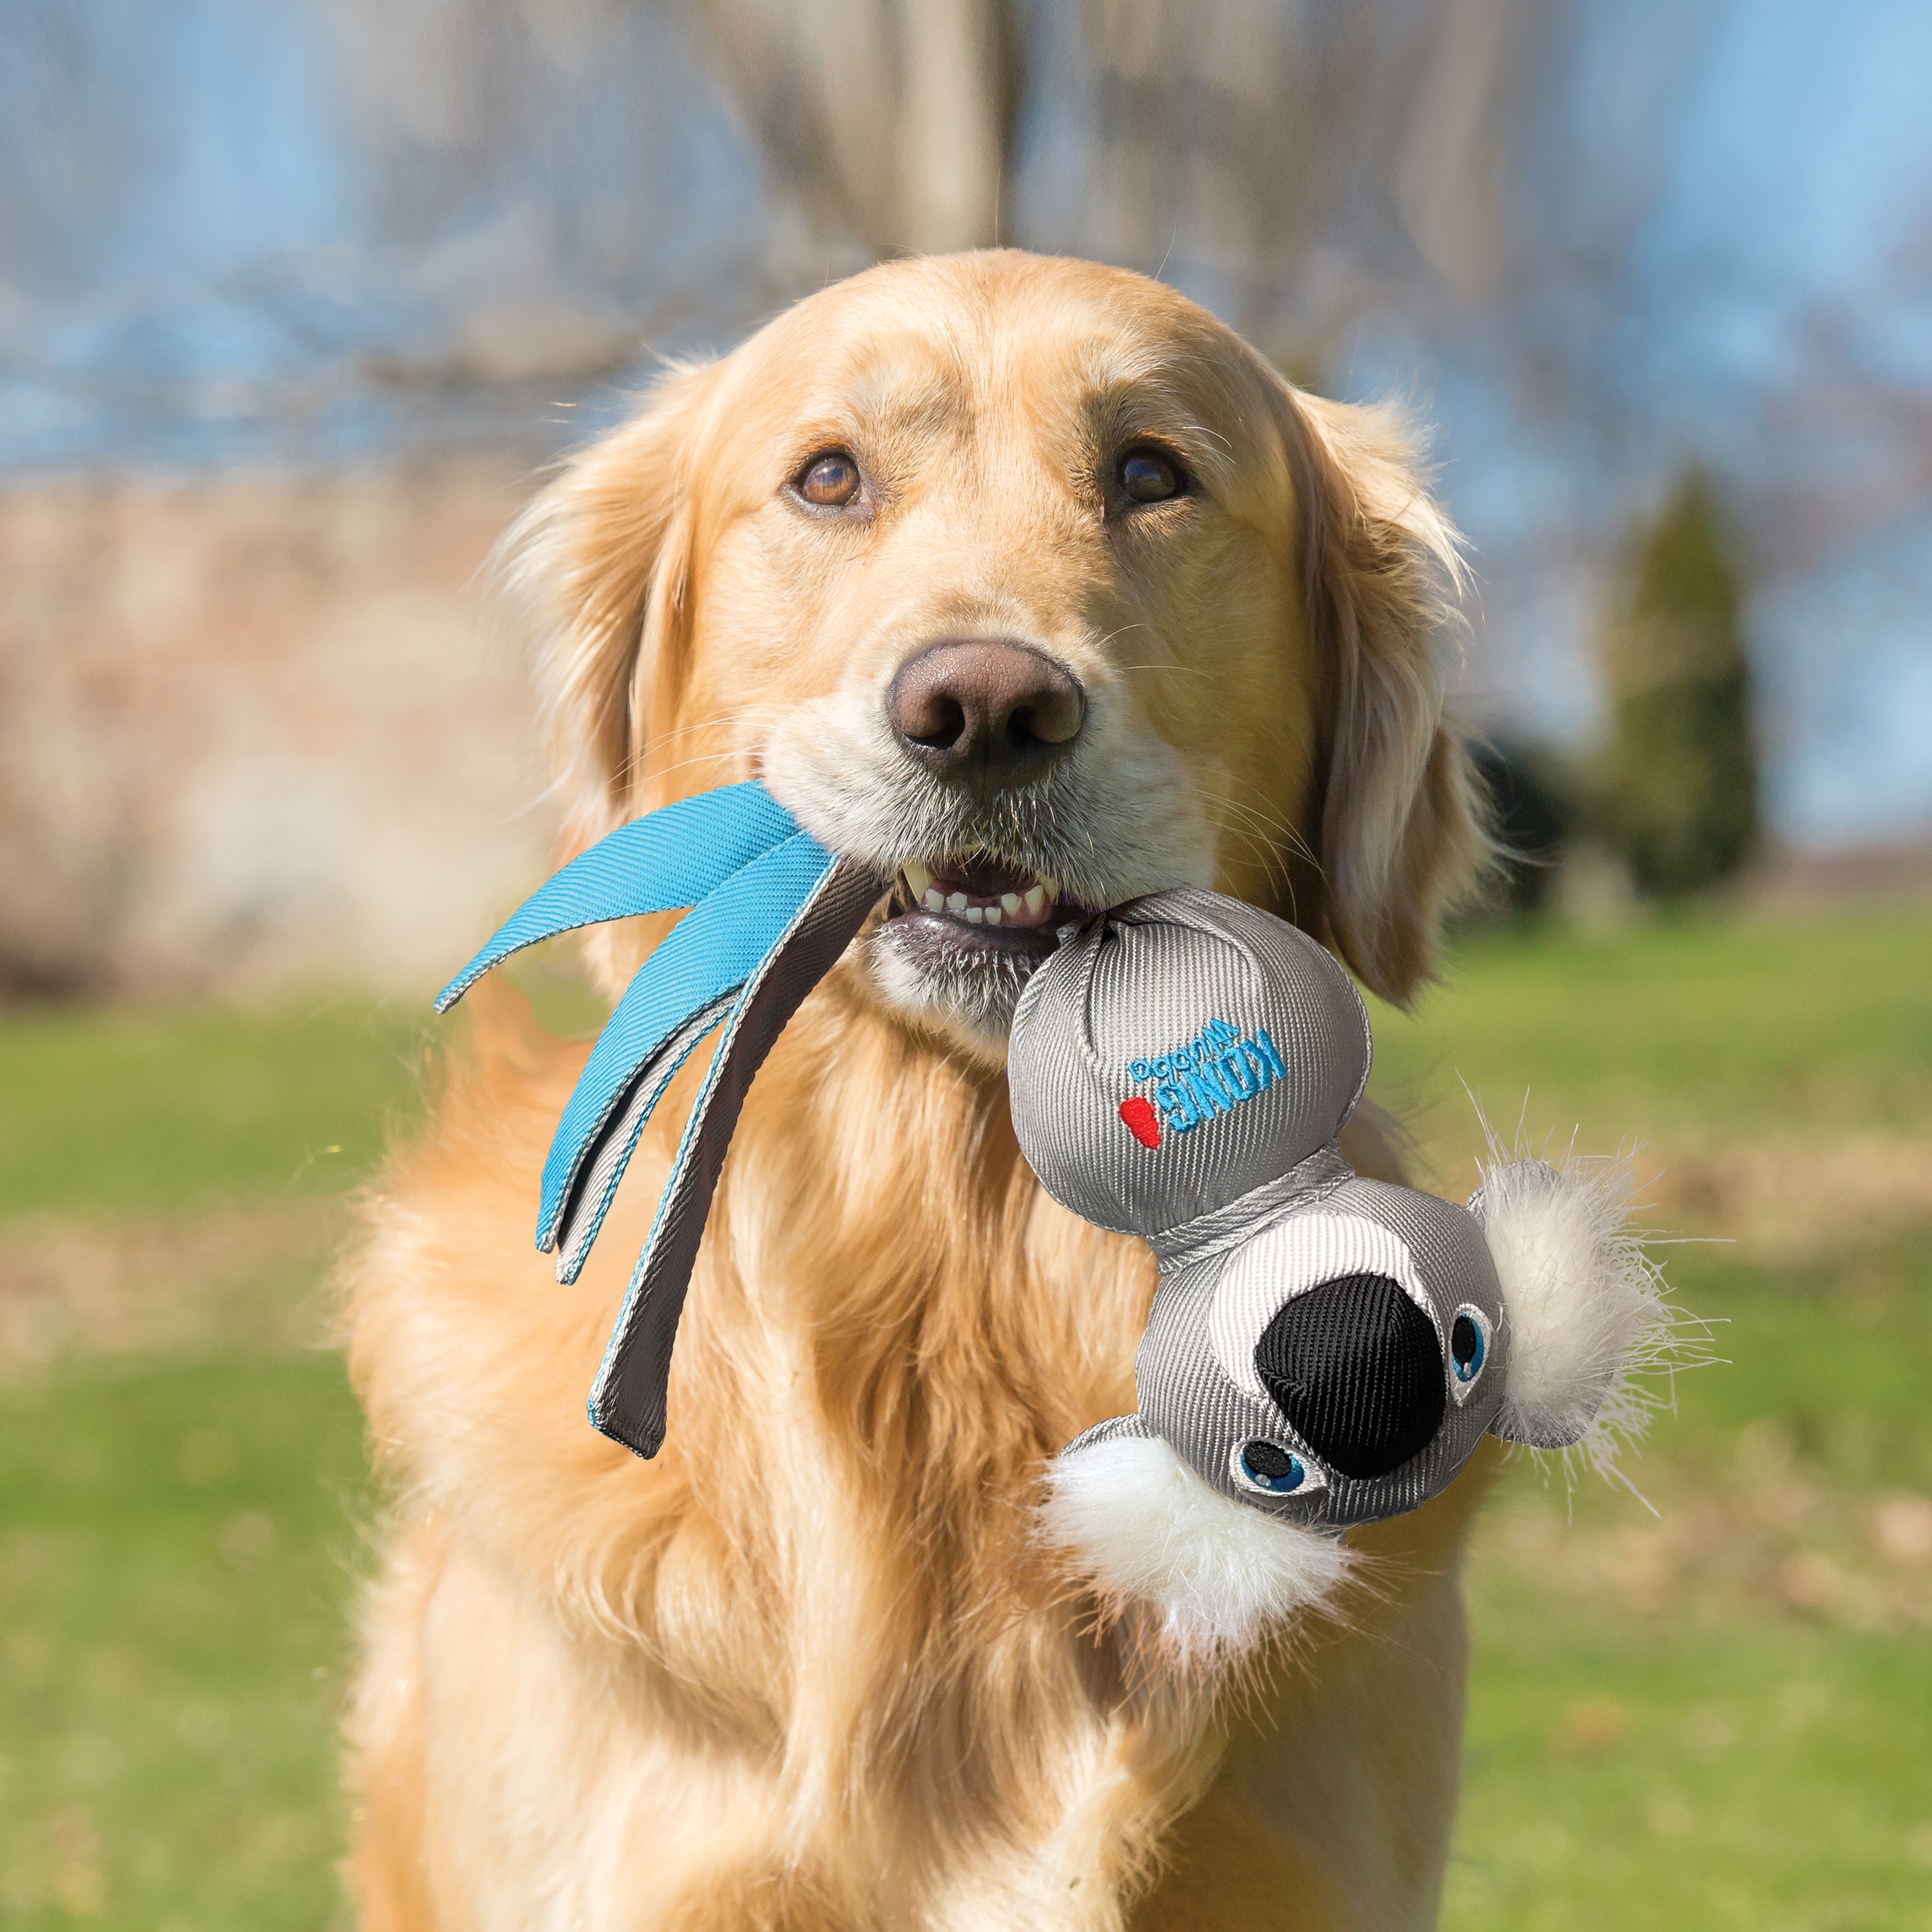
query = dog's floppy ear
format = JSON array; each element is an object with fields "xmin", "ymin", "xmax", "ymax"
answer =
[
  {"xmin": 497, "ymin": 359, "xmax": 724, "ymax": 857},
  {"xmin": 1280, "ymin": 390, "xmax": 1489, "ymax": 1005}
]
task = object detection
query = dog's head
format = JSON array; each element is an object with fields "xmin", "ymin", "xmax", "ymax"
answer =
[{"xmin": 503, "ymin": 251, "xmax": 1482, "ymax": 1056}]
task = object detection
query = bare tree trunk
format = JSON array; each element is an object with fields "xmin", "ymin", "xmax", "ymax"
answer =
[
  {"xmin": 677, "ymin": 0, "xmax": 1012, "ymax": 256},
  {"xmin": 898, "ymin": 0, "xmax": 1005, "ymax": 252},
  {"xmin": 1394, "ymin": 0, "xmax": 1539, "ymax": 301}
]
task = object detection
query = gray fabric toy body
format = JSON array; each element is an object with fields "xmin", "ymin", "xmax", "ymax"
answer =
[{"xmin": 1008, "ymin": 889, "xmax": 1671, "ymax": 1658}]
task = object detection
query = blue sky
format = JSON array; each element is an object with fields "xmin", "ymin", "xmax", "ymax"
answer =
[
  {"xmin": 2, "ymin": 0, "xmax": 1927, "ymax": 847},
  {"xmin": 1343, "ymin": 0, "xmax": 1932, "ymax": 842}
]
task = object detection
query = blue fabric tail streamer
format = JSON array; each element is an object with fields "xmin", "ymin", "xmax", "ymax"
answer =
[{"xmin": 437, "ymin": 782, "xmax": 884, "ymax": 1458}]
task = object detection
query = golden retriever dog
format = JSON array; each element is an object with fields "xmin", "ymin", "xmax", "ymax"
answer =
[{"xmin": 343, "ymin": 249, "xmax": 1490, "ymax": 1931}]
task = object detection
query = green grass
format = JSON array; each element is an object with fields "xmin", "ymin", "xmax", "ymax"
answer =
[
  {"xmin": 2, "ymin": 902, "xmax": 1929, "ymax": 1927},
  {"xmin": 0, "ymin": 1354, "xmax": 365, "ymax": 1929},
  {"xmin": 1368, "ymin": 902, "xmax": 1932, "ymax": 1145},
  {"xmin": 1452, "ymin": 1618, "xmax": 1932, "ymax": 1931},
  {"xmin": 1662, "ymin": 1242, "xmax": 1932, "ymax": 1493},
  {"xmin": 1444, "ymin": 1233, "xmax": 1932, "ymax": 1931},
  {"xmin": 0, "ymin": 992, "xmax": 412, "ymax": 1925},
  {"xmin": 0, "ymin": 995, "xmax": 428, "ymax": 1220},
  {"xmin": 1409, "ymin": 904, "xmax": 1932, "ymax": 1927}
]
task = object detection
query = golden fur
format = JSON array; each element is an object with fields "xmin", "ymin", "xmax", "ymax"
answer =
[{"xmin": 343, "ymin": 251, "xmax": 1493, "ymax": 1931}]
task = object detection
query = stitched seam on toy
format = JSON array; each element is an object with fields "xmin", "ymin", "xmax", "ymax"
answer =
[
  {"xmin": 1070, "ymin": 912, "xmax": 1113, "ymax": 1084},
  {"xmin": 1148, "ymin": 1140, "xmax": 1354, "ymax": 1269}
]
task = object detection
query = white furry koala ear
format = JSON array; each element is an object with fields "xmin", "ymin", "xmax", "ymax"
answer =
[
  {"xmin": 1038, "ymin": 1418, "xmax": 1352, "ymax": 1665},
  {"xmin": 1469, "ymin": 1155, "xmax": 1671, "ymax": 1459}
]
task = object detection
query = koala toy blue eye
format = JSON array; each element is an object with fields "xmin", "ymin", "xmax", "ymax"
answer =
[
  {"xmin": 1449, "ymin": 1306, "xmax": 1489, "ymax": 1399},
  {"xmin": 1238, "ymin": 1439, "xmax": 1308, "ymax": 1493}
]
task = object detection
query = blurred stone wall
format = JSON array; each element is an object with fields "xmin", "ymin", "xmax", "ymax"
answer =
[{"xmin": 0, "ymin": 464, "xmax": 551, "ymax": 1001}]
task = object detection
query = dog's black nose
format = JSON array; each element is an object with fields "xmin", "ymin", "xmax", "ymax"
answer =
[
  {"xmin": 1254, "ymin": 1273, "xmax": 1444, "ymax": 1481},
  {"xmin": 887, "ymin": 641, "xmax": 1084, "ymax": 791}
]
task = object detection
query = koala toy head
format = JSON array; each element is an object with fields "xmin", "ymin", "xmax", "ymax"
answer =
[{"xmin": 1007, "ymin": 889, "xmax": 1671, "ymax": 1660}]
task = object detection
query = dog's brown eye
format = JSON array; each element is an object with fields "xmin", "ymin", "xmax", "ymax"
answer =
[
  {"xmin": 1120, "ymin": 447, "xmax": 1182, "ymax": 504},
  {"xmin": 799, "ymin": 452, "xmax": 861, "ymax": 507}
]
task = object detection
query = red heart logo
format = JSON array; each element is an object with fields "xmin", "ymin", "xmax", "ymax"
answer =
[{"xmin": 1118, "ymin": 1095, "xmax": 1161, "ymax": 1150}]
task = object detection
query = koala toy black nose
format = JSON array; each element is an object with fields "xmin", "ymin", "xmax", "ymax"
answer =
[{"xmin": 1255, "ymin": 1273, "xmax": 1444, "ymax": 1480}]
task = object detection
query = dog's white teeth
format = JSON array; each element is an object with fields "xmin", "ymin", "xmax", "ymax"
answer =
[{"xmin": 907, "ymin": 868, "xmax": 1055, "ymax": 927}]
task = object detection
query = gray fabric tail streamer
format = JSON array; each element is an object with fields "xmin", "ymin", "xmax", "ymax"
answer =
[
  {"xmin": 586, "ymin": 860, "xmax": 884, "ymax": 1455},
  {"xmin": 1008, "ymin": 888, "xmax": 1674, "ymax": 1658},
  {"xmin": 436, "ymin": 777, "xmax": 885, "ymax": 1461}
]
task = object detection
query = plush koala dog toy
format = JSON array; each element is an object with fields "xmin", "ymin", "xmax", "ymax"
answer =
[
  {"xmin": 1007, "ymin": 887, "xmax": 1671, "ymax": 1658},
  {"xmin": 445, "ymin": 784, "xmax": 1672, "ymax": 1661}
]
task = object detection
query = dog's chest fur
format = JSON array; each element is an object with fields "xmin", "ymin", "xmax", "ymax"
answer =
[{"xmin": 345, "ymin": 985, "xmax": 1482, "ymax": 1930}]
